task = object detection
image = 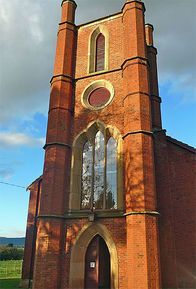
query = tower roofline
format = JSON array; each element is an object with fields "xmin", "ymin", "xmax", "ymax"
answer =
[
  {"xmin": 166, "ymin": 136, "xmax": 196, "ymax": 153},
  {"xmin": 61, "ymin": 0, "xmax": 77, "ymax": 8},
  {"xmin": 78, "ymin": 11, "xmax": 122, "ymax": 29},
  {"xmin": 145, "ymin": 23, "xmax": 154, "ymax": 31},
  {"xmin": 78, "ymin": 0, "xmax": 146, "ymax": 29},
  {"xmin": 122, "ymin": 0, "xmax": 146, "ymax": 13}
]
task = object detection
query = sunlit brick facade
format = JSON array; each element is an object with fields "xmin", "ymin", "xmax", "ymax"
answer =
[{"xmin": 21, "ymin": 1, "xmax": 196, "ymax": 289}]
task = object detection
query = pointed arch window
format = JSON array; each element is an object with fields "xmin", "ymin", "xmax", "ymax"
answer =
[
  {"xmin": 106, "ymin": 138, "xmax": 117, "ymax": 209},
  {"xmin": 81, "ymin": 141, "xmax": 93, "ymax": 209},
  {"xmin": 81, "ymin": 131, "xmax": 117, "ymax": 210},
  {"xmin": 89, "ymin": 27, "xmax": 109, "ymax": 73},
  {"xmin": 95, "ymin": 33, "xmax": 105, "ymax": 72}
]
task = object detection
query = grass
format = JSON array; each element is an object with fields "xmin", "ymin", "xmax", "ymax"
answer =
[
  {"xmin": 0, "ymin": 260, "xmax": 22, "ymax": 289},
  {"xmin": 0, "ymin": 278, "xmax": 21, "ymax": 289},
  {"xmin": 0, "ymin": 260, "xmax": 22, "ymax": 279}
]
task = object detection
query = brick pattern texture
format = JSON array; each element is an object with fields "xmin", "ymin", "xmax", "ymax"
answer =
[{"xmin": 21, "ymin": 1, "xmax": 196, "ymax": 289}]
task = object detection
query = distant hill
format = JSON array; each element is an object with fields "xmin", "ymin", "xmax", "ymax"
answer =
[{"xmin": 0, "ymin": 237, "xmax": 25, "ymax": 247}]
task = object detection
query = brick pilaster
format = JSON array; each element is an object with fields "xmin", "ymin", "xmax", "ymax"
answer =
[
  {"xmin": 145, "ymin": 24, "xmax": 162, "ymax": 130},
  {"xmin": 32, "ymin": 1, "xmax": 77, "ymax": 289},
  {"xmin": 122, "ymin": 1, "xmax": 161, "ymax": 288}
]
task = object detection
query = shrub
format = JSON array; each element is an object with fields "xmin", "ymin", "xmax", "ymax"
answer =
[{"xmin": 0, "ymin": 246, "xmax": 24, "ymax": 261}]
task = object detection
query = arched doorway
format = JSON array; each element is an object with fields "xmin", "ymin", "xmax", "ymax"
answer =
[
  {"xmin": 85, "ymin": 235, "xmax": 110, "ymax": 289},
  {"xmin": 69, "ymin": 223, "xmax": 118, "ymax": 289}
]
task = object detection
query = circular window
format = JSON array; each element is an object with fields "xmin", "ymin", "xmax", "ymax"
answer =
[
  {"xmin": 82, "ymin": 80, "xmax": 114, "ymax": 110},
  {"xmin": 88, "ymin": 87, "xmax": 111, "ymax": 108}
]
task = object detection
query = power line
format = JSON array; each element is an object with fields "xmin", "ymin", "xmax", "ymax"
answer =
[{"xmin": 0, "ymin": 181, "xmax": 26, "ymax": 189}]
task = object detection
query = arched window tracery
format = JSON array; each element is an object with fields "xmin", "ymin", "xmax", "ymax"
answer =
[
  {"xmin": 81, "ymin": 131, "xmax": 117, "ymax": 210},
  {"xmin": 106, "ymin": 137, "xmax": 117, "ymax": 209},
  {"xmin": 81, "ymin": 141, "xmax": 93, "ymax": 209}
]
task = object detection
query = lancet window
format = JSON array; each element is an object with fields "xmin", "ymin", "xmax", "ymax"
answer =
[
  {"xmin": 81, "ymin": 131, "xmax": 117, "ymax": 210},
  {"xmin": 95, "ymin": 33, "xmax": 105, "ymax": 72},
  {"xmin": 89, "ymin": 27, "xmax": 108, "ymax": 73}
]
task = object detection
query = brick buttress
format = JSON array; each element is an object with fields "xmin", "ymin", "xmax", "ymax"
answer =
[{"xmin": 32, "ymin": 1, "xmax": 77, "ymax": 289}]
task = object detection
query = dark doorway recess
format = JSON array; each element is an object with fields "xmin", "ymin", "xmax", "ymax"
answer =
[{"xmin": 84, "ymin": 235, "xmax": 111, "ymax": 289}]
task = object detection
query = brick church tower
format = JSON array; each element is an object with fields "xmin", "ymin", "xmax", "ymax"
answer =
[{"xmin": 21, "ymin": 1, "xmax": 196, "ymax": 289}]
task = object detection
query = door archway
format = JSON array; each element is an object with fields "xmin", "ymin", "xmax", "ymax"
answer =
[
  {"xmin": 85, "ymin": 235, "xmax": 110, "ymax": 289},
  {"xmin": 69, "ymin": 223, "xmax": 118, "ymax": 289}
]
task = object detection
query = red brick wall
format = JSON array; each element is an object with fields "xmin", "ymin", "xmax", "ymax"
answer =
[
  {"xmin": 28, "ymin": 1, "xmax": 161, "ymax": 288},
  {"xmin": 76, "ymin": 15, "xmax": 123, "ymax": 78},
  {"xmin": 22, "ymin": 178, "xmax": 41, "ymax": 282},
  {"xmin": 22, "ymin": 1, "xmax": 195, "ymax": 289},
  {"xmin": 58, "ymin": 218, "xmax": 127, "ymax": 289},
  {"xmin": 72, "ymin": 15, "xmax": 127, "ymax": 289},
  {"xmin": 167, "ymin": 139, "xmax": 196, "ymax": 289},
  {"xmin": 155, "ymin": 133, "xmax": 196, "ymax": 289},
  {"xmin": 75, "ymin": 15, "xmax": 124, "ymax": 137},
  {"xmin": 24, "ymin": 132, "xmax": 196, "ymax": 289}
]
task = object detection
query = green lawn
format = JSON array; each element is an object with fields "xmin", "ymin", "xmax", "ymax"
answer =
[
  {"xmin": 0, "ymin": 278, "xmax": 21, "ymax": 289},
  {"xmin": 0, "ymin": 261, "xmax": 22, "ymax": 288},
  {"xmin": 0, "ymin": 260, "xmax": 22, "ymax": 279}
]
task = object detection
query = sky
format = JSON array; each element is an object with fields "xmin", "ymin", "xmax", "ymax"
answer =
[{"xmin": 0, "ymin": 0, "xmax": 195, "ymax": 238}]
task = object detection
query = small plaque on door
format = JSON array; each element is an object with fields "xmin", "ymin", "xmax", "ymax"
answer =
[{"xmin": 90, "ymin": 262, "xmax": 96, "ymax": 268}]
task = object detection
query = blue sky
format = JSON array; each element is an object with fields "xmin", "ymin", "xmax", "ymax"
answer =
[
  {"xmin": 0, "ymin": 0, "xmax": 195, "ymax": 237},
  {"xmin": 0, "ymin": 113, "xmax": 47, "ymax": 237}
]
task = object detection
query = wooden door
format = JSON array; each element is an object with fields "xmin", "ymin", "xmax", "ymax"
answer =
[{"xmin": 84, "ymin": 235, "xmax": 110, "ymax": 289}]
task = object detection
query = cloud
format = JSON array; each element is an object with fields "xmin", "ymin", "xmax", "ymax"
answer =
[
  {"xmin": 0, "ymin": 159, "xmax": 24, "ymax": 180},
  {"xmin": 0, "ymin": 132, "xmax": 45, "ymax": 148},
  {"xmin": 0, "ymin": 0, "xmax": 195, "ymax": 124},
  {"xmin": 0, "ymin": 168, "xmax": 14, "ymax": 180},
  {"xmin": 144, "ymin": 0, "xmax": 196, "ymax": 102},
  {"xmin": 0, "ymin": 0, "xmax": 60, "ymax": 123}
]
